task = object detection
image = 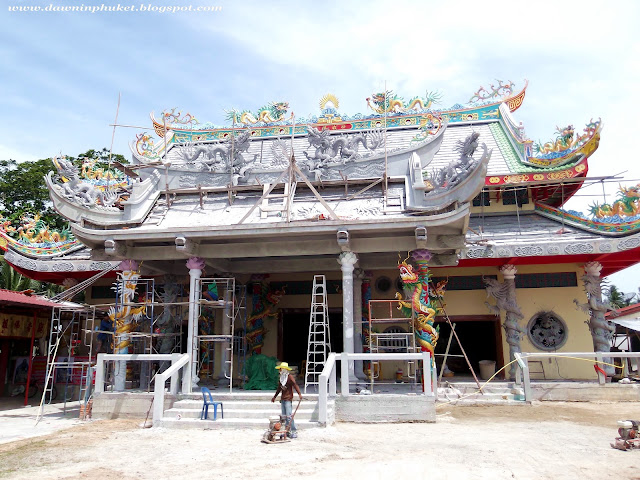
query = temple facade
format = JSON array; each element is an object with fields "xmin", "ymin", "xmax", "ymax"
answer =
[{"xmin": 2, "ymin": 80, "xmax": 638, "ymax": 387}]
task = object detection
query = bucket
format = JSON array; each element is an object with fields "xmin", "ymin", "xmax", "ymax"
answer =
[{"xmin": 478, "ymin": 360, "xmax": 496, "ymax": 380}]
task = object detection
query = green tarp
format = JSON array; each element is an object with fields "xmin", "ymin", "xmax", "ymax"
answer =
[{"xmin": 243, "ymin": 354, "xmax": 279, "ymax": 390}]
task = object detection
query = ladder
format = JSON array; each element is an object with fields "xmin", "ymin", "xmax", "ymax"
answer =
[{"xmin": 304, "ymin": 275, "xmax": 331, "ymax": 393}]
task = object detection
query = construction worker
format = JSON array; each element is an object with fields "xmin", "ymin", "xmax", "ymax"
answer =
[{"xmin": 272, "ymin": 362, "xmax": 302, "ymax": 438}]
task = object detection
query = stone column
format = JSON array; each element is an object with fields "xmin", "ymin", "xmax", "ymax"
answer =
[
  {"xmin": 338, "ymin": 251, "xmax": 358, "ymax": 382},
  {"xmin": 218, "ymin": 285, "xmax": 233, "ymax": 386},
  {"xmin": 353, "ymin": 268, "xmax": 366, "ymax": 380},
  {"xmin": 184, "ymin": 256, "xmax": 205, "ymax": 393}
]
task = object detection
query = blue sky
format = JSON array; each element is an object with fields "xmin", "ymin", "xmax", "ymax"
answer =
[{"xmin": 1, "ymin": 0, "xmax": 639, "ymax": 290}]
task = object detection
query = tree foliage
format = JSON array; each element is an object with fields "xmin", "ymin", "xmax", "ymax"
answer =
[{"xmin": 604, "ymin": 284, "xmax": 636, "ymax": 309}]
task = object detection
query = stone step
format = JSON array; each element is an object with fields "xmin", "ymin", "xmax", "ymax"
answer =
[
  {"xmin": 165, "ymin": 407, "xmax": 323, "ymax": 420},
  {"xmin": 171, "ymin": 400, "xmax": 315, "ymax": 410},
  {"xmin": 179, "ymin": 392, "xmax": 318, "ymax": 402},
  {"xmin": 156, "ymin": 417, "xmax": 322, "ymax": 430}
]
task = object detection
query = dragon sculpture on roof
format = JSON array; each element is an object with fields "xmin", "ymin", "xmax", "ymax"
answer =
[
  {"xmin": 183, "ymin": 129, "xmax": 257, "ymax": 174},
  {"xmin": 303, "ymin": 126, "xmax": 385, "ymax": 165},
  {"xmin": 226, "ymin": 102, "xmax": 290, "ymax": 125},
  {"xmin": 366, "ymin": 90, "xmax": 442, "ymax": 114},
  {"xmin": 589, "ymin": 184, "xmax": 640, "ymax": 219},
  {"xmin": 51, "ymin": 156, "xmax": 120, "ymax": 208},
  {"xmin": 427, "ymin": 132, "xmax": 484, "ymax": 192}
]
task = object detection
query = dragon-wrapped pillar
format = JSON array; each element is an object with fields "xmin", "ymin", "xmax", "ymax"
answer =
[
  {"xmin": 574, "ymin": 262, "xmax": 616, "ymax": 374},
  {"xmin": 396, "ymin": 250, "xmax": 445, "ymax": 364},
  {"xmin": 246, "ymin": 275, "xmax": 284, "ymax": 355},
  {"xmin": 484, "ymin": 265, "xmax": 525, "ymax": 379},
  {"xmin": 111, "ymin": 259, "xmax": 144, "ymax": 391}
]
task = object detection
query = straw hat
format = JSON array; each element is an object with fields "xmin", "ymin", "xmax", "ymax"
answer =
[{"xmin": 275, "ymin": 362, "xmax": 292, "ymax": 371}]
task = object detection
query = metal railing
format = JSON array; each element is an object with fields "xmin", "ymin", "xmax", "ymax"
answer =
[
  {"xmin": 514, "ymin": 351, "xmax": 640, "ymax": 402},
  {"xmin": 317, "ymin": 351, "xmax": 434, "ymax": 426}
]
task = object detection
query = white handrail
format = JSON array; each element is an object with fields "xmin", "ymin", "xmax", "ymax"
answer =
[
  {"xmin": 318, "ymin": 353, "xmax": 337, "ymax": 425},
  {"xmin": 153, "ymin": 354, "xmax": 190, "ymax": 426},
  {"xmin": 317, "ymin": 352, "xmax": 433, "ymax": 426},
  {"xmin": 94, "ymin": 353, "xmax": 184, "ymax": 394}
]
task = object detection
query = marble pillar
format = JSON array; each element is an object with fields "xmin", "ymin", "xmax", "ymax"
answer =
[
  {"xmin": 338, "ymin": 251, "xmax": 358, "ymax": 382},
  {"xmin": 353, "ymin": 268, "xmax": 366, "ymax": 380},
  {"xmin": 184, "ymin": 256, "xmax": 205, "ymax": 393},
  {"xmin": 218, "ymin": 286, "xmax": 232, "ymax": 385}
]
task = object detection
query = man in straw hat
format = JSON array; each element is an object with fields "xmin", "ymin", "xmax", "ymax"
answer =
[{"xmin": 272, "ymin": 362, "xmax": 302, "ymax": 438}]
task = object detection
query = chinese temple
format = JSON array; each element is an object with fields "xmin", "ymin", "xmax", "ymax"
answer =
[{"xmin": 2, "ymin": 79, "xmax": 639, "ymax": 394}]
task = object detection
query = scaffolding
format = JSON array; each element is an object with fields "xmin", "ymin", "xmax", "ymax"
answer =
[
  {"xmin": 44, "ymin": 305, "xmax": 96, "ymax": 409},
  {"xmin": 367, "ymin": 299, "xmax": 418, "ymax": 391},
  {"xmin": 196, "ymin": 277, "xmax": 245, "ymax": 392}
]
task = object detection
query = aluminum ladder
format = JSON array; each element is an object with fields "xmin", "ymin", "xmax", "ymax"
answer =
[{"xmin": 304, "ymin": 275, "xmax": 331, "ymax": 393}]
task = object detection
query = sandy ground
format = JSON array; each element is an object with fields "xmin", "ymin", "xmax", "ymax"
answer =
[{"xmin": 1, "ymin": 402, "xmax": 640, "ymax": 480}]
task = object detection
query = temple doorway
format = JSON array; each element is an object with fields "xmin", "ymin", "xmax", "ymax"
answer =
[
  {"xmin": 280, "ymin": 309, "xmax": 343, "ymax": 373},
  {"xmin": 434, "ymin": 316, "xmax": 503, "ymax": 378}
]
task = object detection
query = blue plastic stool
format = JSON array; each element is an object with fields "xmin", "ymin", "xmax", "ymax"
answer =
[{"xmin": 200, "ymin": 387, "xmax": 224, "ymax": 420}]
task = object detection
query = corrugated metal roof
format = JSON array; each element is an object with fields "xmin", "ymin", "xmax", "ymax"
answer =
[{"xmin": 0, "ymin": 289, "xmax": 60, "ymax": 308}]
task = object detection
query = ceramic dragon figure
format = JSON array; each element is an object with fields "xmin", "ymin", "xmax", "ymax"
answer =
[
  {"xmin": 108, "ymin": 261, "xmax": 147, "ymax": 354},
  {"xmin": 15, "ymin": 214, "xmax": 73, "ymax": 244},
  {"xmin": 246, "ymin": 279, "xmax": 285, "ymax": 355},
  {"xmin": 395, "ymin": 250, "xmax": 445, "ymax": 361},
  {"xmin": 366, "ymin": 90, "xmax": 442, "ymax": 114},
  {"xmin": 574, "ymin": 262, "xmax": 617, "ymax": 374},
  {"xmin": 226, "ymin": 102, "xmax": 290, "ymax": 125},
  {"xmin": 484, "ymin": 265, "xmax": 525, "ymax": 378},
  {"xmin": 589, "ymin": 183, "xmax": 640, "ymax": 219}
]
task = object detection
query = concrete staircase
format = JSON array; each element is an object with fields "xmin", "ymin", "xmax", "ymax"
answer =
[{"xmin": 156, "ymin": 391, "xmax": 333, "ymax": 429}]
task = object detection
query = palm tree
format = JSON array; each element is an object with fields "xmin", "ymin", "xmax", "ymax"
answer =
[
  {"xmin": 605, "ymin": 284, "xmax": 635, "ymax": 309},
  {"xmin": 0, "ymin": 255, "xmax": 41, "ymax": 292}
]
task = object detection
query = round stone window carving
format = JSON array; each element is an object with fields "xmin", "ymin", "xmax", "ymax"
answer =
[
  {"xmin": 527, "ymin": 311, "xmax": 568, "ymax": 351},
  {"xmin": 375, "ymin": 276, "xmax": 392, "ymax": 293}
]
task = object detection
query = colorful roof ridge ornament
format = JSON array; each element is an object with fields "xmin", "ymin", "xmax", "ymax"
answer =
[
  {"xmin": 469, "ymin": 79, "xmax": 516, "ymax": 105},
  {"xmin": 523, "ymin": 119, "xmax": 602, "ymax": 169},
  {"xmin": 317, "ymin": 93, "xmax": 342, "ymax": 124},
  {"xmin": 225, "ymin": 102, "xmax": 291, "ymax": 126},
  {"xmin": 0, "ymin": 214, "xmax": 82, "ymax": 257},
  {"xmin": 365, "ymin": 89, "xmax": 442, "ymax": 115}
]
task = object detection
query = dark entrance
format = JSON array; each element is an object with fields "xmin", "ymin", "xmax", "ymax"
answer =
[
  {"xmin": 280, "ymin": 309, "xmax": 343, "ymax": 371},
  {"xmin": 434, "ymin": 316, "xmax": 503, "ymax": 378}
]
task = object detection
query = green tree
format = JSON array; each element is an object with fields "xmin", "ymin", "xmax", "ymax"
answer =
[
  {"xmin": 0, "ymin": 158, "xmax": 60, "ymax": 227},
  {"xmin": 0, "ymin": 256, "xmax": 41, "ymax": 292}
]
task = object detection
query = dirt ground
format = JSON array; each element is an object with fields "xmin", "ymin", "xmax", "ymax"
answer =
[{"xmin": 1, "ymin": 402, "xmax": 639, "ymax": 480}]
